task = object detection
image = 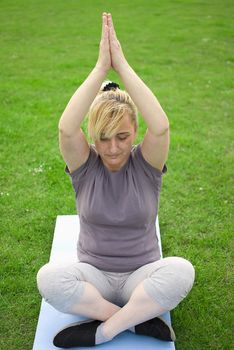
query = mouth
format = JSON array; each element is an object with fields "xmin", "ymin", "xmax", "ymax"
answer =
[{"xmin": 107, "ymin": 155, "xmax": 120, "ymax": 159}]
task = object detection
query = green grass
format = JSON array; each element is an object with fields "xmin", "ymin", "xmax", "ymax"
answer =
[{"xmin": 0, "ymin": 0, "xmax": 233, "ymax": 349}]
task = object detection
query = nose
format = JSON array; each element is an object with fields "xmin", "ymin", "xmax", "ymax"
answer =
[{"xmin": 109, "ymin": 138, "xmax": 119, "ymax": 154}]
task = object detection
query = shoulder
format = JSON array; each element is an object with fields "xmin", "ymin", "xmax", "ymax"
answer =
[
  {"xmin": 131, "ymin": 144, "xmax": 167, "ymax": 176},
  {"xmin": 65, "ymin": 144, "xmax": 99, "ymax": 184},
  {"xmin": 64, "ymin": 144, "xmax": 101, "ymax": 195},
  {"xmin": 141, "ymin": 129, "xmax": 169, "ymax": 172}
]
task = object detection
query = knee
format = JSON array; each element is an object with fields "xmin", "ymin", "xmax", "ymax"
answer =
[
  {"xmin": 36, "ymin": 263, "xmax": 57, "ymax": 300},
  {"xmin": 144, "ymin": 257, "xmax": 195, "ymax": 310},
  {"xmin": 173, "ymin": 257, "xmax": 195, "ymax": 290},
  {"xmin": 37, "ymin": 263, "xmax": 48, "ymax": 297},
  {"xmin": 36, "ymin": 262, "xmax": 85, "ymax": 313},
  {"xmin": 166, "ymin": 257, "xmax": 195, "ymax": 296}
]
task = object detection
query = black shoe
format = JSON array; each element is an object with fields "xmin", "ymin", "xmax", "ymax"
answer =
[
  {"xmin": 135, "ymin": 316, "xmax": 176, "ymax": 342},
  {"xmin": 53, "ymin": 319, "xmax": 102, "ymax": 348}
]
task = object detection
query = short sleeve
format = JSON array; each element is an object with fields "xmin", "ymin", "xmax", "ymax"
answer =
[
  {"xmin": 132, "ymin": 144, "xmax": 167, "ymax": 189},
  {"xmin": 65, "ymin": 145, "xmax": 98, "ymax": 195}
]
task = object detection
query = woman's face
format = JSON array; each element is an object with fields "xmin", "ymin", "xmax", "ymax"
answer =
[{"xmin": 94, "ymin": 114, "xmax": 136, "ymax": 172}]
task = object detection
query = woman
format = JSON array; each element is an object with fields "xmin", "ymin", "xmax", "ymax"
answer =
[{"xmin": 37, "ymin": 12, "xmax": 195, "ymax": 348}]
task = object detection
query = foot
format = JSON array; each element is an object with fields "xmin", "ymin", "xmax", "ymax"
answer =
[
  {"xmin": 135, "ymin": 316, "xmax": 176, "ymax": 342},
  {"xmin": 53, "ymin": 319, "xmax": 102, "ymax": 348}
]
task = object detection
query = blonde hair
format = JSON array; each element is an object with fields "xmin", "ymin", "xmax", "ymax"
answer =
[{"xmin": 88, "ymin": 83, "xmax": 138, "ymax": 141}]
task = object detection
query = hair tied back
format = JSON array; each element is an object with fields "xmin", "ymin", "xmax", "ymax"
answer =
[{"xmin": 101, "ymin": 81, "xmax": 120, "ymax": 92}]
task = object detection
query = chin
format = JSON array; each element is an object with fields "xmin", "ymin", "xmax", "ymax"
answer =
[{"xmin": 105, "ymin": 158, "xmax": 124, "ymax": 171}]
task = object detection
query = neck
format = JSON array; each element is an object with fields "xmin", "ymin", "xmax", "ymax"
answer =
[{"xmin": 102, "ymin": 159, "xmax": 127, "ymax": 172}]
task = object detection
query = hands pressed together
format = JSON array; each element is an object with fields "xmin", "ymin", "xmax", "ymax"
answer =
[{"xmin": 96, "ymin": 12, "xmax": 128, "ymax": 74}]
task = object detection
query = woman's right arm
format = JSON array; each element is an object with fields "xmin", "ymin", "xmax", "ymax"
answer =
[
  {"xmin": 59, "ymin": 67, "xmax": 107, "ymax": 173},
  {"xmin": 59, "ymin": 13, "xmax": 111, "ymax": 173}
]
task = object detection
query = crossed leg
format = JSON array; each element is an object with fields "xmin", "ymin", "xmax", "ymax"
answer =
[
  {"xmin": 37, "ymin": 257, "xmax": 195, "ymax": 346},
  {"xmin": 97, "ymin": 257, "xmax": 195, "ymax": 341}
]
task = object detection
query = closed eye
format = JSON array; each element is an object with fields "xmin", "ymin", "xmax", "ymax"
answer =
[
  {"xmin": 117, "ymin": 135, "xmax": 128, "ymax": 140},
  {"xmin": 100, "ymin": 133, "xmax": 130, "ymax": 141},
  {"xmin": 116, "ymin": 133, "xmax": 130, "ymax": 140},
  {"xmin": 100, "ymin": 137, "xmax": 109, "ymax": 141}
]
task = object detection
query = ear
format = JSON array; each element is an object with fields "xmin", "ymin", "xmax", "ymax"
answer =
[{"xmin": 133, "ymin": 127, "xmax": 138, "ymax": 141}]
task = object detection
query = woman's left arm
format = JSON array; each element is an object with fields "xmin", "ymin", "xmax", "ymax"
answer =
[
  {"xmin": 118, "ymin": 64, "xmax": 169, "ymax": 172},
  {"xmin": 108, "ymin": 13, "xmax": 169, "ymax": 171}
]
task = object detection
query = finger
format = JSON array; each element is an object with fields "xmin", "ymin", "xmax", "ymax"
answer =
[
  {"xmin": 107, "ymin": 13, "xmax": 117, "ymax": 38},
  {"xmin": 101, "ymin": 13, "xmax": 108, "ymax": 39},
  {"xmin": 101, "ymin": 13, "xmax": 105, "ymax": 38},
  {"xmin": 111, "ymin": 21, "xmax": 119, "ymax": 44}
]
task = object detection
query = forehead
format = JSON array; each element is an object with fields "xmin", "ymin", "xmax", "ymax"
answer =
[
  {"xmin": 117, "ymin": 113, "xmax": 134, "ymax": 131},
  {"xmin": 99, "ymin": 113, "xmax": 136, "ymax": 140}
]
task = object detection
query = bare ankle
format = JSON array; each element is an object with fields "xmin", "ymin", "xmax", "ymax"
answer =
[
  {"xmin": 71, "ymin": 300, "xmax": 118, "ymax": 321},
  {"xmin": 98, "ymin": 300, "xmax": 120, "ymax": 321},
  {"xmin": 101, "ymin": 322, "xmax": 115, "ymax": 340}
]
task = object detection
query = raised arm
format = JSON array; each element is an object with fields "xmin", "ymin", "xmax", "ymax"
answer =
[
  {"xmin": 58, "ymin": 13, "xmax": 111, "ymax": 173},
  {"xmin": 108, "ymin": 14, "xmax": 169, "ymax": 171}
]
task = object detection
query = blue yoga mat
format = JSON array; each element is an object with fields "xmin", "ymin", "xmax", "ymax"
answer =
[{"xmin": 33, "ymin": 215, "xmax": 176, "ymax": 350}]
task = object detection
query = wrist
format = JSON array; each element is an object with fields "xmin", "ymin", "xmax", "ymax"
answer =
[
  {"xmin": 94, "ymin": 63, "xmax": 110, "ymax": 76},
  {"xmin": 116, "ymin": 61, "xmax": 132, "ymax": 77}
]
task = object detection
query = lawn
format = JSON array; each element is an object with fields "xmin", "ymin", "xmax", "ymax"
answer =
[{"xmin": 0, "ymin": 0, "xmax": 233, "ymax": 349}]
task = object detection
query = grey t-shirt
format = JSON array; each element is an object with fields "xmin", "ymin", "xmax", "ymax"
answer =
[{"xmin": 65, "ymin": 144, "xmax": 167, "ymax": 272}]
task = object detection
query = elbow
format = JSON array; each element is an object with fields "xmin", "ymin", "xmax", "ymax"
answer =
[
  {"xmin": 153, "ymin": 109, "xmax": 169, "ymax": 135},
  {"xmin": 58, "ymin": 112, "xmax": 70, "ymax": 134},
  {"xmin": 163, "ymin": 113, "xmax": 170, "ymax": 130},
  {"xmin": 58, "ymin": 112, "xmax": 80, "ymax": 137},
  {"xmin": 157, "ymin": 126, "xmax": 169, "ymax": 137},
  {"xmin": 162, "ymin": 119, "xmax": 170, "ymax": 132},
  {"xmin": 58, "ymin": 121, "xmax": 67, "ymax": 135},
  {"xmin": 58, "ymin": 118, "xmax": 73, "ymax": 137},
  {"xmin": 163, "ymin": 121, "xmax": 170, "ymax": 134},
  {"xmin": 150, "ymin": 124, "xmax": 169, "ymax": 137},
  {"xmin": 58, "ymin": 116, "xmax": 65, "ymax": 132},
  {"xmin": 156, "ymin": 117, "xmax": 170, "ymax": 136},
  {"xmin": 58, "ymin": 122, "xmax": 72, "ymax": 137},
  {"xmin": 58, "ymin": 121, "xmax": 80, "ymax": 139}
]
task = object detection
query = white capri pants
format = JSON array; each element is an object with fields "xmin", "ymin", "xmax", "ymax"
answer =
[{"xmin": 37, "ymin": 257, "xmax": 195, "ymax": 314}]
